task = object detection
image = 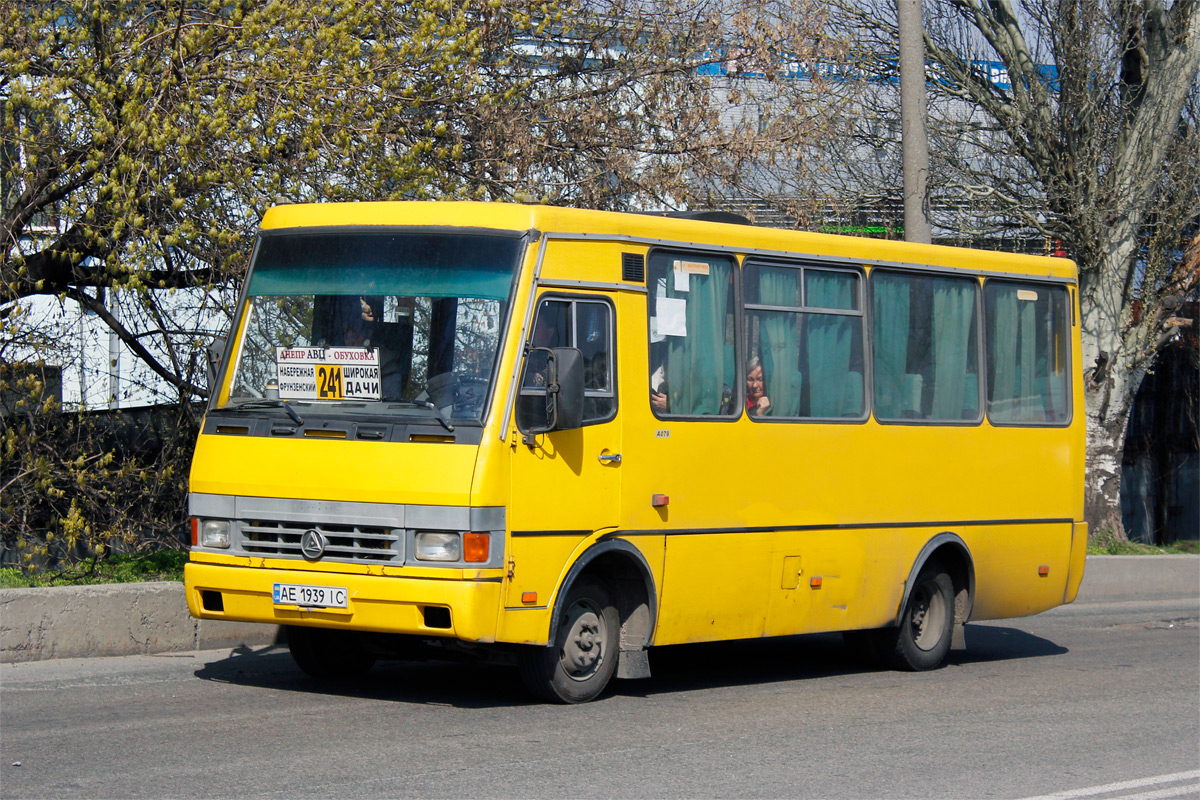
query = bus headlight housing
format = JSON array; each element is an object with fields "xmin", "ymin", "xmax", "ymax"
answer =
[
  {"xmin": 414, "ymin": 531, "xmax": 461, "ymax": 561},
  {"xmin": 199, "ymin": 519, "xmax": 231, "ymax": 549}
]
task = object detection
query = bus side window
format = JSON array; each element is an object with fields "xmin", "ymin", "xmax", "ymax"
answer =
[
  {"xmin": 744, "ymin": 262, "xmax": 865, "ymax": 419},
  {"xmin": 647, "ymin": 252, "xmax": 738, "ymax": 417},
  {"xmin": 984, "ymin": 281, "xmax": 1071, "ymax": 424},
  {"xmin": 872, "ymin": 271, "xmax": 981, "ymax": 423}
]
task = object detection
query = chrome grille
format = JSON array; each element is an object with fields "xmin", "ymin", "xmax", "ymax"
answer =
[{"xmin": 238, "ymin": 520, "xmax": 402, "ymax": 563}]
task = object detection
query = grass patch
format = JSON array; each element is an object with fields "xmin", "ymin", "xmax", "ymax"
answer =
[
  {"xmin": 1087, "ymin": 531, "xmax": 1199, "ymax": 556},
  {"xmin": 0, "ymin": 550, "xmax": 188, "ymax": 589}
]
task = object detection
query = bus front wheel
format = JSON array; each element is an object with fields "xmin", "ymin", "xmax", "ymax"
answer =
[
  {"xmin": 519, "ymin": 578, "xmax": 620, "ymax": 703},
  {"xmin": 286, "ymin": 625, "xmax": 376, "ymax": 681},
  {"xmin": 879, "ymin": 562, "xmax": 955, "ymax": 671}
]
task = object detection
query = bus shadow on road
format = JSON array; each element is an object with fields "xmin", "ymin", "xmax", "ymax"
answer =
[
  {"xmin": 624, "ymin": 625, "xmax": 1069, "ymax": 698},
  {"xmin": 191, "ymin": 624, "xmax": 1067, "ymax": 706},
  {"xmin": 192, "ymin": 645, "xmax": 541, "ymax": 708},
  {"xmin": 947, "ymin": 623, "xmax": 1070, "ymax": 665}
]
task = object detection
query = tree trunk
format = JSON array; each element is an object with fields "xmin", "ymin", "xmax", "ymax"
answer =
[
  {"xmin": 1078, "ymin": 215, "xmax": 1151, "ymax": 541},
  {"xmin": 1083, "ymin": 372, "xmax": 1137, "ymax": 539}
]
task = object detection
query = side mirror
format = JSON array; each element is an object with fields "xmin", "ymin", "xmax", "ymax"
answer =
[
  {"xmin": 522, "ymin": 346, "xmax": 584, "ymax": 443},
  {"xmin": 550, "ymin": 347, "xmax": 584, "ymax": 431},
  {"xmin": 205, "ymin": 336, "xmax": 227, "ymax": 397}
]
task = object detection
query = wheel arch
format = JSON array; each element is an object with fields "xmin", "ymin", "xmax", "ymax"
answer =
[
  {"xmin": 894, "ymin": 532, "xmax": 975, "ymax": 627},
  {"xmin": 547, "ymin": 539, "xmax": 658, "ymax": 657}
]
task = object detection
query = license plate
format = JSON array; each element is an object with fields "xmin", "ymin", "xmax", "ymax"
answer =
[{"xmin": 272, "ymin": 583, "xmax": 348, "ymax": 609}]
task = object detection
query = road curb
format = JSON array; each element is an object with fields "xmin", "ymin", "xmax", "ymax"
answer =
[
  {"xmin": 1, "ymin": 555, "xmax": 1196, "ymax": 663},
  {"xmin": 1072, "ymin": 554, "xmax": 1199, "ymax": 604},
  {"xmin": 0, "ymin": 581, "xmax": 279, "ymax": 663}
]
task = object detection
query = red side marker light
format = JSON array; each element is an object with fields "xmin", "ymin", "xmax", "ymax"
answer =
[
  {"xmin": 651, "ymin": 494, "xmax": 669, "ymax": 507},
  {"xmin": 190, "ymin": 517, "xmax": 199, "ymax": 547}
]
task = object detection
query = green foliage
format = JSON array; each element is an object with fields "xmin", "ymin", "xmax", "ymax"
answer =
[
  {"xmin": 1087, "ymin": 528, "xmax": 1200, "ymax": 555},
  {"xmin": 0, "ymin": 550, "xmax": 188, "ymax": 588},
  {"xmin": 0, "ymin": 362, "xmax": 196, "ymax": 574}
]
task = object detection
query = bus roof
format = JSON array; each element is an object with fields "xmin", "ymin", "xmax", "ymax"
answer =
[{"xmin": 260, "ymin": 201, "xmax": 1078, "ymax": 281}]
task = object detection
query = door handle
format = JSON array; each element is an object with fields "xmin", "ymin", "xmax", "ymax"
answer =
[{"xmin": 597, "ymin": 453, "xmax": 622, "ymax": 464}]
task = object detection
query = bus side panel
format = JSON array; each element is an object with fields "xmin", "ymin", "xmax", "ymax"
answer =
[
  {"xmin": 655, "ymin": 532, "xmax": 774, "ymax": 645},
  {"xmin": 503, "ymin": 534, "xmax": 588, "ymax": 610},
  {"xmin": 494, "ymin": 534, "xmax": 666, "ymax": 645},
  {"xmin": 764, "ymin": 530, "xmax": 869, "ymax": 637},
  {"xmin": 961, "ymin": 522, "xmax": 1073, "ymax": 620}
]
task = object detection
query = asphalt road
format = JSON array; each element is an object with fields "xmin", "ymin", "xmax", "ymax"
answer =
[{"xmin": 2, "ymin": 599, "xmax": 1197, "ymax": 800}]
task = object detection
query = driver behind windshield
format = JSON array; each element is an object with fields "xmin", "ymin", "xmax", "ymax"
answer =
[{"xmin": 311, "ymin": 295, "xmax": 412, "ymax": 399}]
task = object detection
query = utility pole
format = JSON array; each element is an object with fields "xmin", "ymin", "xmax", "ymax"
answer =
[{"xmin": 897, "ymin": 0, "xmax": 932, "ymax": 244}]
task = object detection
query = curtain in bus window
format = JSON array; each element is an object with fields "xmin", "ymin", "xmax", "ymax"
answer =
[
  {"xmin": 758, "ymin": 267, "xmax": 802, "ymax": 416},
  {"xmin": 987, "ymin": 282, "xmax": 1066, "ymax": 423},
  {"xmin": 1019, "ymin": 297, "xmax": 1037, "ymax": 416},
  {"xmin": 989, "ymin": 288, "xmax": 1019, "ymax": 420},
  {"xmin": 930, "ymin": 277, "xmax": 977, "ymax": 420},
  {"xmin": 806, "ymin": 271, "xmax": 856, "ymax": 417},
  {"xmin": 662, "ymin": 257, "xmax": 734, "ymax": 415},
  {"xmin": 872, "ymin": 273, "xmax": 911, "ymax": 419}
]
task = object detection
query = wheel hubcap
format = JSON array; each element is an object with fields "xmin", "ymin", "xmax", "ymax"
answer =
[
  {"xmin": 559, "ymin": 600, "xmax": 607, "ymax": 681},
  {"xmin": 909, "ymin": 580, "xmax": 948, "ymax": 652}
]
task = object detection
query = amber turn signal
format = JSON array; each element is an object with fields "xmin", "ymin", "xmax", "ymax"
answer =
[{"xmin": 463, "ymin": 532, "xmax": 489, "ymax": 563}]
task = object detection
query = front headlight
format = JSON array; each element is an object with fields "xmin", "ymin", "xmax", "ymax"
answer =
[
  {"xmin": 414, "ymin": 531, "xmax": 461, "ymax": 561},
  {"xmin": 200, "ymin": 519, "xmax": 231, "ymax": 549}
]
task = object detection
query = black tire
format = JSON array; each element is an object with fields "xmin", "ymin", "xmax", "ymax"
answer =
[
  {"xmin": 286, "ymin": 625, "xmax": 376, "ymax": 681},
  {"xmin": 876, "ymin": 561, "xmax": 955, "ymax": 671},
  {"xmin": 518, "ymin": 578, "xmax": 620, "ymax": 703}
]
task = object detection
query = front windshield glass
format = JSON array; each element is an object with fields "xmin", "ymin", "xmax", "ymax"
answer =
[{"xmin": 221, "ymin": 230, "xmax": 522, "ymax": 424}]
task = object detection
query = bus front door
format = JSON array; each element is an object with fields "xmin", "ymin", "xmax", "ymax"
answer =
[{"xmin": 505, "ymin": 293, "xmax": 622, "ymax": 610}]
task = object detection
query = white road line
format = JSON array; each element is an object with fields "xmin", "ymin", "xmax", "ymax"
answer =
[
  {"xmin": 1115, "ymin": 782, "xmax": 1200, "ymax": 800},
  {"xmin": 1018, "ymin": 770, "xmax": 1200, "ymax": 800}
]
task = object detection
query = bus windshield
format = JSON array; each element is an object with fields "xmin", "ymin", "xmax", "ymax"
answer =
[{"xmin": 221, "ymin": 230, "xmax": 522, "ymax": 424}]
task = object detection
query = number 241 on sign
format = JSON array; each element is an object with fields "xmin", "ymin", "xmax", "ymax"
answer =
[{"xmin": 316, "ymin": 365, "xmax": 343, "ymax": 399}]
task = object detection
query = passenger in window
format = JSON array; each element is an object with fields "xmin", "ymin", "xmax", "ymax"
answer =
[
  {"xmin": 650, "ymin": 364, "xmax": 669, "ymax": 412},
  {"xmin": 746, "ymin": 356, "xmax": 771, "ymax": 417}
]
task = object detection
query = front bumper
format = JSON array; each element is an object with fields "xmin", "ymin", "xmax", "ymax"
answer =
[{"xmin": 185, "ymin": 562, "xmax": 502, "ymax": 642}]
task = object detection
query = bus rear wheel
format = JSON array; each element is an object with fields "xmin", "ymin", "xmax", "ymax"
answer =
[
  {"xmin": 518, "ymin": 578, "xmax": 619, "ymax": 703},
  {"xmin": 878, "ymin": 562, "xmax": 955, "ymax": 671},
  {"xmin": 286, "ymin": 625, "xmax": 376, "ymax": 681}
]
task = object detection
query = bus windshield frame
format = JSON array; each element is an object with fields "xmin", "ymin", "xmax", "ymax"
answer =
[{"xmin": 216, "ymin": 228, "xmax": 526, "ymax": 428}]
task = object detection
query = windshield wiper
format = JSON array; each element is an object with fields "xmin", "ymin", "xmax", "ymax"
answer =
[
  {"xmin": 391, "ymin": 399, "xmax": 454, "ymax": 432},
  {"xmin": 226, "ymin": 399, "xmax": 304, "ymax": 426}
]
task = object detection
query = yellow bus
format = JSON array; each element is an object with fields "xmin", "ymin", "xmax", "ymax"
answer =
[{"xmin": 185, "ymin": 201, "xmax": 1086, "ymax": 703}]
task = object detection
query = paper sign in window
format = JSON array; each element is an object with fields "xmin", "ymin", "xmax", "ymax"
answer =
[
  {"xmin": 673, "ymin": 267, "xmax": 690, "ymax": 293},
  {"xmin": 656, "ymin": 296, "xmax": 687, "ymax": 337}
]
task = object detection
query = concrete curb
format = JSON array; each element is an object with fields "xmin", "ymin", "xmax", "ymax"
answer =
[
  {"xmin": 1072, "ymin": 554, "xmax": 1199, "ymax": 604},
  {"xmin": 1, "ymin": 555, "xmax": 1196, "ymax": 663},
  {"xmin": 0, "ymin": 582, "xmax": 279, "ymax": 663}
]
